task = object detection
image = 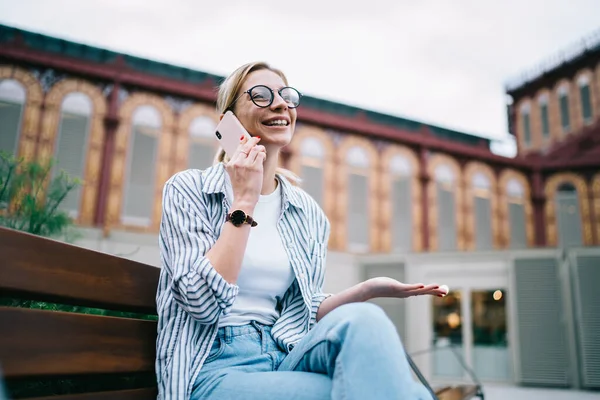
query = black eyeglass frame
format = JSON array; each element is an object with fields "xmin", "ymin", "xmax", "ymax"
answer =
[{"xmin": 229, "ymin": 85, "xmax": 303, "ymax": 110}]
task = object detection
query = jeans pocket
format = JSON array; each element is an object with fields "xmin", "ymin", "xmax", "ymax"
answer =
[{"xmin": 205, "ymin": 337, "xmax": 225, "ymax": 363}]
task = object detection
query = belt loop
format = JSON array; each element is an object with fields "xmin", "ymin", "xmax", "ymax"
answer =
[
  {"xmin": 250, "ymin": 321, "xmax": 266, "ymax": 351},
  {"xmin": 250, "ymin": 321, "xmax": 262, "ymax": 338},
  {"xmin": 224, "ymin": 326, "xmax": 233, "ymax": 344}
]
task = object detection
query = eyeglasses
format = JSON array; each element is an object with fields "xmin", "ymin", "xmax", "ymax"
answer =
[{"xmin": 230, "ymin": 85, "xmax": 303, "ymax": 109}]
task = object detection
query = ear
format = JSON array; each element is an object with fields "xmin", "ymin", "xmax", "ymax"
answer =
[{"xmin": 219, "ymin": 114, "xmax": 224, "ymax": 121}]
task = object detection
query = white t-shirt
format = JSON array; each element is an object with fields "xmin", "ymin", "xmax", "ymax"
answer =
[{"xmin": 218, "ymin": 178, "xmax": 295, "ymax": 327}]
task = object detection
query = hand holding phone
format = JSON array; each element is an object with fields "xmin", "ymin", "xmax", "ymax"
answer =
[
  {"xmin": 215, "ymin": 111, "xmax": 266, "ymax": 208},
  {"xmin": 214, "ymin": 111, "xmax": 252, "ymax": 157}
]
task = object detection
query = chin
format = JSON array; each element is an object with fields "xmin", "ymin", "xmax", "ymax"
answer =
[
  {"xmin": 265, "ymin": 137, "xmax": 293, "ymax": 149},
  {"xmin": 259, "ymin": 129, "xmax": 294, "ymax": 146}
]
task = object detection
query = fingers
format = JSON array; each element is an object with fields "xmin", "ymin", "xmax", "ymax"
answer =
[
  {"xmin": 405, "ymin": 283, "xmax": 449, "ymax": 297},
  {"xmin": 229, "ymin": 136, "xmax": 261, "ymax": 164},
  {"xmin": 247, "ymin": 144, "xmax": 267, "ymax": 164}
]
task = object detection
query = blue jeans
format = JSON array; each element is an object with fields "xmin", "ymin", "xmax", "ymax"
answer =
[{"xmin": 192, "ymin": 302, "xmax": 433, "ymax": 399}]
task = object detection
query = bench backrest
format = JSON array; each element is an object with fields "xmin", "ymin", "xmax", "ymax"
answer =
[{"xmin": 0, "ymin": 227, "xmax": 160, "ymax": 399}]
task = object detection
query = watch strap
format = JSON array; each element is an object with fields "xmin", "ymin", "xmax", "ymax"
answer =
[
  {"xmin": 226, "ymin": 210, "xmax": 258, "ymax": 227},
  {"xmin": 245, "ymin": 215, "xmax": 258, "ymax": 227}
]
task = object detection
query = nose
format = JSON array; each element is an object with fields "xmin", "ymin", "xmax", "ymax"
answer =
[{"xmin": 270, "ymin": 91, "xmax": 288, "ymax": 111}]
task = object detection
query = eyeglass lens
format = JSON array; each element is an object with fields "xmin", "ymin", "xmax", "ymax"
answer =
[{"xmin": 249, "ymin": 85, "xmax": 301, "ymax": 108}]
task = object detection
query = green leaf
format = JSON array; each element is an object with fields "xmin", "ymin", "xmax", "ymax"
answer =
[{"xmin": 0, "ymin": 152, "xmax": 82, "ymax": 240}]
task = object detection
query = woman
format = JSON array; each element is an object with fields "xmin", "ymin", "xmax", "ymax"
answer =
[{"xmin": 156, "ymin": 61, "xmax": 447, "ymax": 400}]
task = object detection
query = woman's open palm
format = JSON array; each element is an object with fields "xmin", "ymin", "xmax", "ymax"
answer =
[{"xmin": 365, "ymin": 277, "xmax": 448, "ymax": 299}]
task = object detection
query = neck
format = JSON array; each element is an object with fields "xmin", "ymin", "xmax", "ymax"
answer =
[{"xmin": 261, "ymin": 147, "xmax": 280, "ymax": 195}]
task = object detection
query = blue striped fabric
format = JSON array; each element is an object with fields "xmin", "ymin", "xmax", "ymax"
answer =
[{"xmin": 156, "ymin": 162, "xmax": 331, "ymax": 400}]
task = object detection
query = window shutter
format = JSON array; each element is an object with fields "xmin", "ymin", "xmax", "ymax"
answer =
[
  {"xmin": 559, "ymin": 94, "xmax": 570, "ymax": 131},
  {"xmin": 392, "ymin": 177, "xmax": 411, "ymax": 252},
  {"xmin": 301, "ymin": 165, "xmax": 324, "ymax": 207},
  {"xmin": 437, "ymin": 183, "xmax": 456, "ymax": 251},
  {"xmin": 580, "ymin": 85, "xmax": 592, "ymax": 122},
  {"xmin": 540, "ymin": 103, "xmax": 550, "ymax": 138},
  {"xmin": 556, "ymin": 192, "xmax": 583, "ymax": 247},
  {"xmin": 474, "ymin": 196, "xmax": 492, "ymax": 250},
  {"xmin": 54, "ymin": 112, "xmax": 90, "ymax": 215},
  {"xmin": 512, "ymin": 257, "xmax": 570, "ymax": 386},
  {"xmin": 347, "ymin": 173, "xmax": 369, "ymax": 251},
  {"xmin": 188, "ymin": 142, "xmax": 215, "ymax": 171},
  {"xmin": 0, "ymin": 100, "xmax": 23, "ymax": 155},
  {"xmin": 122, "ymin": 126, "xmax": 158, "ymax": 225},
  {"xmin": 508, "ymin": 203, "xmax": 527, "ymax": 249},
  {"xmin": 522, "ymin": 113, "xmax": 531, "ymax": 145},
  {"xmin": 571, "ymin": 254, "xmax": 600, "ymax": 389}
]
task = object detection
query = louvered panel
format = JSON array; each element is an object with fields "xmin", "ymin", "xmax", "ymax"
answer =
[
  {"xmin": 437, "ymin": 184, "xmax": 456, "ymax": 251},
  {"xmin": 513, "ymin": 257, "xmax": 569, "ymax": 386},
  {"xmin": 573, "ymin": 255, "xmax": 600, "ymax": 389},
  {"xmin": 301, "ymin": 165, "xmax": 324, "ymax": 207},
  {"xmin": 364, "ymin": 263, "xmax": 406, "ymax": 342},
  {"xmin": 474, "ymin": 197, "xmax": 492, "ymax": 250},
  {"xmin": 392, "ymin": 178, "xmax": 411, "ymax": 252},
  {"xmin": 54, "ymin": 113, "xmax": 90, "ymax": 214},
  {"xmin": 348, "ymin": 174, "xmax": 369, "ymax": 249},
  {"xmin": 188, "ymin": 142, "xmax": 215, "ymax": 171},
  {"xmin": 0, "ymin": 100, "xmax": 23, "ymax": 155},
  {"xmin": 123, "ymin": 126, "xmax": 158, "ymax": 225},
  {"xmin": 508, "ymin": 203, "xmax": 527, "ymax": 249}
]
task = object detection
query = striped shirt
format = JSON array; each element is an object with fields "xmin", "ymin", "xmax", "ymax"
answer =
[{"xmin": 156, "ymin": 162, "xmax": 331, "ymax": 400}]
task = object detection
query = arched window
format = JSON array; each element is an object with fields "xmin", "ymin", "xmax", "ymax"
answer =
[
  {"xmin": 578, "ymin": 75, "xmax": 593, "ymax": 124},
  {"xmin": 122, "ymin": 105, "xmax": 161, "ymax": 226},
  {"xmin": 557, "ymin": 83, "xmax": 570, "ymax": 133},
  {"xmin": 390, "ymin": 154, "xmax": 412, "ymax": 252},
  {"xmin": 347, "ymin": 146, "xmax": 370, "ymax": 252},
  {"xmin": 435, "ymin": 164, "xmax": 457, "ymax": 251},
  {"xmin": 506, "ymin": 178, "xmax": 527, "ymax": 248},
  {"xmin": 555, "ymin": 182, "xmax": 583, "ymax": 247},
  {"xmin": 520, "ymin": 102, "xmax": 532, "ymax": 146},
  {"xmin": 188, "ymin": 116, "xmax": 217, "ymax": 170},
  {"xmin": 0, "ymin": 79, "xmax": 26, "ymax": 155},
  {"xmin": 538, "ymin": 93, "xmax": 550, "ymax": 139},
  {"xmin": 54, "ymin": 92, "xmax": 93, "ymax": 217},
  {"xmin": 300, "ymin": 136, "xmax": 325, "ymax": 206},
  {"xmin": 472, "ymin": 172, "xmax": 493, "ymax": 250}
]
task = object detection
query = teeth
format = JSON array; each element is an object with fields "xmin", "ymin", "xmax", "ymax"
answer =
[{"xmin": 266, "ymin": 120, "xmax": 288, "ymax": 126}]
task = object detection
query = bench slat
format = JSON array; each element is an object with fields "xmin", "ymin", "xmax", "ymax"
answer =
[
  {"xmin": 0, "ymin": 308, "xmax": 157, "ymax": 378},
  {"xmin": 0, "ymin": 227, "xmax": 160, "ymax": 314},
  {"xmin": 28, "ymin": 388, "xmax": 157, "ymax": 400}
]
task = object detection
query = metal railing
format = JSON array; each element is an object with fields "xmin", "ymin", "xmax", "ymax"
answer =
[
  {"xmin": 408, "ymin": 343, "xmax": 485, "ymax": 400},
  {"xmin": 505, "ymin": 28, "xmax": 600, "ymax": 92}
]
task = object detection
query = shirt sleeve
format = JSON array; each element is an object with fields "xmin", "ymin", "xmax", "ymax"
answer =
[
  {"xmin": 159, "ymin": 181, "xmax": 239, "ymax": 325},
  {"xmin": 309, "ymin": 208, "xmax": 333, "ymax": 329}
]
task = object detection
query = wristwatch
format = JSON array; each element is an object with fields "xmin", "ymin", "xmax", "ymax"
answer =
[{"xmin": 226, "ymin": 209, "xmax": 258, "ymax": 227}]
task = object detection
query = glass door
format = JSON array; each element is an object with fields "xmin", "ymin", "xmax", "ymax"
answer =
[
  {"xmin": 432, "ymin": 286, "xmax": 511, "ymax": 382},
  {"xmin": 471, "ymin": 289, "xmax": 511, "ymax": 381},
  {"xmin": 432, "ymin": 289, "xmax": 464, "ymax": 378}
]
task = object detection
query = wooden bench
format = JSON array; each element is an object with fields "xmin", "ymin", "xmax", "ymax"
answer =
[
  {"xmin": 0, "ymin": 227, "xmax": 160, "ymax": 399},
  {"xmin": 0, "ymin": 226, "xmax": 479, "ymax": 399}
]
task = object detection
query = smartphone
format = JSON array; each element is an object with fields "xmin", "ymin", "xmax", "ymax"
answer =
[{"xmin": 214, "ymin": 111, "xmax": 252, "ymax": 156}]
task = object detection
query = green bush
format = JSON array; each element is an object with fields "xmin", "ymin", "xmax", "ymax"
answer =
[{"xmin": 0, "ymin": 151, "xmax": 81, "ymax": 241}]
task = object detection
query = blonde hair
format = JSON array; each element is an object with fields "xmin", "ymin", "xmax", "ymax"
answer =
[{"xmin": 214, "ymin": 61, "xmax": 300, "ymax": 183}]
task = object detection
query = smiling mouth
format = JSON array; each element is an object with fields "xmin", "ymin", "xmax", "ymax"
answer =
[{"xmin": 263, "ymin": 119, "xmax": 290, "ymax": 127}]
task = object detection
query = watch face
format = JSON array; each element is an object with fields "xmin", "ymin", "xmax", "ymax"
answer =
[{"xmin": 230, "ymin": 210, "xmax": 247, "ymax": 226}]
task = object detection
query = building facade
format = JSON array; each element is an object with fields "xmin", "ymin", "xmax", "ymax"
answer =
[{"xmin": 1, "ymin": 24, "xmax": 599, "ymax": 391}]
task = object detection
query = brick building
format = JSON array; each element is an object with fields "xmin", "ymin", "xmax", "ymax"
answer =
[{"xmin": 1, "ymin": 24, "xmax": 599, "ymax": 391}]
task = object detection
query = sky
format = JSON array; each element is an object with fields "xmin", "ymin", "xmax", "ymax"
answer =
[{"xmin": 0, "ymin": 0, "xmax": 599, "ymax": 157}]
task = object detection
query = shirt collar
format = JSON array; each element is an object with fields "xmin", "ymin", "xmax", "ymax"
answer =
[{"xmin": 200, "ymin": 162, "xmax": 305, "ymax": 210}]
